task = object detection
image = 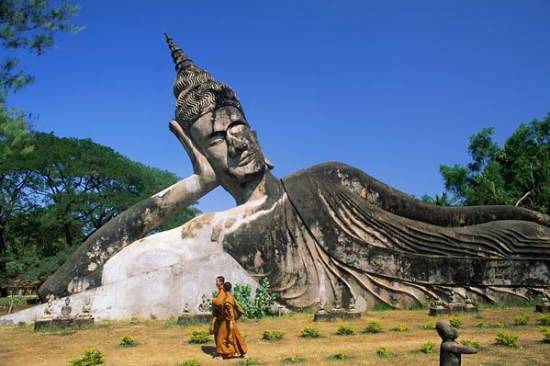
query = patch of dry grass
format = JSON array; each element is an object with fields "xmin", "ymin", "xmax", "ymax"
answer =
[{"xmin": 0, "ymin": 307, "xmax": 548, "ymax": 365}]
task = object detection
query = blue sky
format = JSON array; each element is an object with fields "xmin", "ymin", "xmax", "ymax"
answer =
[{"xmin": 6, "ymin": 0, "xmax": 550, "ymax": 212}]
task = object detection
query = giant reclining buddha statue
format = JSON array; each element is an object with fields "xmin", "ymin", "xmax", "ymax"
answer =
[{"xmin": 3, "ymin": 35, "xmax": 549, "ymax": 322}]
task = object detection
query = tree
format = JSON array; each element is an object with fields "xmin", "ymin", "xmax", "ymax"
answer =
[
  {"xmin": 1, "ymin": 0, "xmax": 80, "ymax": 254},
  {"xmin": 1, "ymin": 132, "xmax": 200, "ymax": 281},
  {"xmin": 0, "ymin": 0, "xmax": 80, "ymax": 98},
  {"xmin": 0, "ymin": 105, "xmax": 35, "ymax": 255},
  {"xmin": 427, "ymin": 113, "xmax": 549, "ymax": 214}
]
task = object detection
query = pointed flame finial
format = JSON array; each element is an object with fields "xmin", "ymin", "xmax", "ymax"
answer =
[{"xmin": 164, "ymin": 32, "xmax": 191, "ymax": 71}]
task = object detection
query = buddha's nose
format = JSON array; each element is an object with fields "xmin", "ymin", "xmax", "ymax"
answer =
[{"xmin": 227, "ymin": 131, "xmax": 248, "ymax": 157}]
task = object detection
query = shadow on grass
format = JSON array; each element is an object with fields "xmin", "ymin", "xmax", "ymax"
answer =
[{"xmin": 201, "ymin": 345, "xmax": 216, "ymax": 357}]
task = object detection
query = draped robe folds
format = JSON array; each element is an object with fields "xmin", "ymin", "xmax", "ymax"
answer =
[
  {"xmin": 212, "ymin": 290, "xmax": 247, "ymax": 357},
  {"xmin": 221, "ymin": 162, "xmax": 550, "ymax": 310}
]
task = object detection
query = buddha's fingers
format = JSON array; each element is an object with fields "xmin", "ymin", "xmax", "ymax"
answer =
[{"xmin": 169, "ymin": 120, "xmax": 217, "ymax": 185}]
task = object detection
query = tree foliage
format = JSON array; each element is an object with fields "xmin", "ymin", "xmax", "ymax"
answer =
[
  {"xmin": 1, "ymin": 132, "xmax": 199, "ymax": 281},
  {"xmin": 0, "ymin": 0, "xmax": 80, "ymax": 98},
  {"xmin": 426, "ymin": 114, "xmax": 549, "ymax": 214}
]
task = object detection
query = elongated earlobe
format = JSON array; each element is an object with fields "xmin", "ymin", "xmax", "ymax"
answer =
[{"xmin": 251, "ymin": 130, "xmax": 274, "ymax": 170}]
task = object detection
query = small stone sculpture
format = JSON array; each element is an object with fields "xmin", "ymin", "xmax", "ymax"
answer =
[
  {"xmin": 429, "ymin": 297, "xmax": 449, "ymax": 316},
  {"xmin": 77, "ymin": 298, "xmax": 93, "ymax": 319},
  {"xmin": 436, "ymin": 320, "xmax": 477, "ymax": 366},
  {"xmin": 41, "ymin": 294, "xmax": 55, "ymax": 320},
  {"xmin": 464, "ymin": 296, "xmax": 477, "ymax": 312},
  {"xmin": 447, "ymin": 291, "xmax": 464, "ymax": 313},
  {"xmin": 347, "ymin": 296, "xmax": 359, "ymax": 314},
  {"xmin": 197, "ymin": 294, "xmax": 211, "ymax": 314},
  {"xmin": 178, "ymin": 297, "xmax": 212, "ymax": 325},
  {"xmin": 535, "ymin": 293, "xmax": 550, "ymax": 313},
  {"xmin": 59, "ymin": 297, "xmax": 72, "ymax": 319}
]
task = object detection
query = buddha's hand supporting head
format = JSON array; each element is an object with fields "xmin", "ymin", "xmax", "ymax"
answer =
[{"xmin": 169, "ymin": 120, "xmax": 217, "ymax": 186}]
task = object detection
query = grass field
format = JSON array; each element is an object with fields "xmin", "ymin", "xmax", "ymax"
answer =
[{"xmin": 1, "ymin": 307, "xmax": 549, "ymax": 366}]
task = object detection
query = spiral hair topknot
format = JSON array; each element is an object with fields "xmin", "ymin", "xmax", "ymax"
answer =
[{"xmin": 164, "ymin": 33, "xmax": 243, "ymax": 128}]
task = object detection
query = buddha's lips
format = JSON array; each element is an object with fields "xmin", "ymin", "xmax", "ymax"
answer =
[{"xmin": 238, "ymin": 151, "xmax": 256, "ymax": 166}]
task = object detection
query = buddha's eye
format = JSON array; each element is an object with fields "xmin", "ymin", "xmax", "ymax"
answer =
[{"xmin": 209, "ymin": 131, "xmax": 226, "ymax": 146}]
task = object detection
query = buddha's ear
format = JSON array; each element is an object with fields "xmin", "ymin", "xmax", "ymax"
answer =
[{"xmin": 251, "ymin": 130, "xmax": 274, "ymax": 170}]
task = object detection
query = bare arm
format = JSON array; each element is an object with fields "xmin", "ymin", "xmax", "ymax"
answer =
[
  {"xmin": 39, "ymin": 121, "xmax": 219, "ymax": 299},
  {"xmin": 143, "ymin": 121, "xmax": 218, "ymax": 228},
  {"xmin": 442, "ymin": 341, "xmax": 478, "ymax": 354}
]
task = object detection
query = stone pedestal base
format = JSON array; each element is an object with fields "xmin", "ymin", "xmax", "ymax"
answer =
[
  {"xmin": 313, "ymin": 310, "xmax": 361, "ymax": 322},
  {"xmin": 430, "ymin": 304, "xmax": 478, "ymax": 316},
  {"xmin": 34, "ymin": 317, "xmax": 94, "ymax": 331},
  {"xmin": 535, "ymin": 304, "xmax": 550, "ymax": 313},
  {"xmin": 429, "ymin": 307, "xmax": 450, "ymax": 316},
  {"xmin": 177, "ymin": 313, "xmax": 212, "ymax": 325},
  {"xmin": 447, "ymin": 303, "xmax": 464, "ymax": 313},
  {"xmin": 464, "ymin": 305, "xmax": 479, "ymax": 313}
]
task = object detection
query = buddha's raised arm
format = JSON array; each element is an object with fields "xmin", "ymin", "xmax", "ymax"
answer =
[{"xmin": 38, "ymin": 121, "xmax": 219, "ymax": 300}]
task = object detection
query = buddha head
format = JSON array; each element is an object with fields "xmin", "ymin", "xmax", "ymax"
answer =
[{"xmin": 165, "ymin": 34, "xmax": 273, "ymax": 195}]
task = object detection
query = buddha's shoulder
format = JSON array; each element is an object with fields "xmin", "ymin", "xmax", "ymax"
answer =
[{"xmin": 283, "ymin": 161, "xmax": 373, "ymax": 185}]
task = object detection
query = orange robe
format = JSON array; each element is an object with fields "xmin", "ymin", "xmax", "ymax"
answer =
[{"xmin": 212, "ymin": 290, "xmax": 248, "ymax": 357}]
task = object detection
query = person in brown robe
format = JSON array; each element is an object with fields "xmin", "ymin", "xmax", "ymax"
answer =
[{"xmin": 211, "ymin": 278, "xmax": 247, "ymax": 358}]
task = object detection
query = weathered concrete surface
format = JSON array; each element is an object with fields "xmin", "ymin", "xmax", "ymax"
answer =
[
  {"xmin": 2, "ymin": 210, "xmax": 259, "ymax": 324},
  {"xmin": 32, "ymin": 35, "xmax": 550, "ymax": 314}
]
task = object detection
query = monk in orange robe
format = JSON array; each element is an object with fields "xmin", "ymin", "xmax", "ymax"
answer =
[{"xmin": 211, "ymin": 278, "xmax": 247, "ymax": 358}]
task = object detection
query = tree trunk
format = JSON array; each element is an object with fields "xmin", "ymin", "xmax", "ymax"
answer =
[
  {"xmin": 0, "ymin": 225, "xmax": 5, "ymax": 256},
  {"xmin": 63, "ymin": 222, "xmax": 73, "ymax": 247}
]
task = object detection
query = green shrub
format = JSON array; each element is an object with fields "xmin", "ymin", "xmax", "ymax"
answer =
[
  {"xmin": 538, "ymin": 314, "xmax": 550, "ymax": 326},
  {"xmin": 281, "ymin": 355, "xmax": 305, "ymax": 364},
  {"xmin": 119, "ymin": 335, "xmax": 137, "ymax": 347},
  {"xmin": 461, "ymin": 339, "xmax": 481, "ymax": 350},
  {"xmin": 300, "ymin": 327, "xmax": 320, "ymax": 338},
  {"xmin": 237, "ymin": 358, "xmax": 261, "ymax": 366},
  {"xmin": 376, "ymin": 346, "xmax": 392, "ymax": 357},
  {"xmin": 449, "ymin": 316, "xmax": 463, "ymax": 328},
  {"xmin": 234, "ymin": 278, "xmax": 275, "ymax": 319},
  {"xmin": 326, "ymin": 352, "xmax": 350, "ymax": 361},
  {"xmin": 363, "ymin": 321, "xmax": 383, "ymax": 334},
  {"xmin": 475, "ymin": 322, "xmax": 486, "ymax": 328},
  {"xmin": 514, "ymin": 314, "xmax": 529, "ymax": 326},
  {"xmin": 335, "ymin": 325, "xmax": 354, "ymax": 336},
  {"xmin": 495, "ymin": 332, "xmax": 519, "ymax": 348},
  {"xmin": 262, "ymin": 330, "xmax": 284, "ymax": 341},
  {"xmin": 69, "ymin": 348, "xmax": 105, "ymax": 366},
  {"xmin": 419, "ymin": 342, "xmax": 435, "ymax": 354},
  {"xmin": 390, "ymin": 324, "xmax": 409, "ymax": 332},
  {"xmin": 541, "ymin": 327, "xmax": 550, "ymax": 343},
  {"xmin": 422, "ymin": 320, "xmax": 436, "ymax": 330},
  {"xmin": 188, "ymin": 329, "xmax": 210, "ymax": 344},
  {"xmin": 0, "ymin": 296, "xmax": 27, "ymax": 309},
  {"xmin": 177, "ymin": 360, "xmax": 201, "ymax": 366}
]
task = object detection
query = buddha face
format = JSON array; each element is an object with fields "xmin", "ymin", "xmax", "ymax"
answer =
[{"xmin": 190, "ymin": 106, "xmax": 269, "ymax": 186}]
